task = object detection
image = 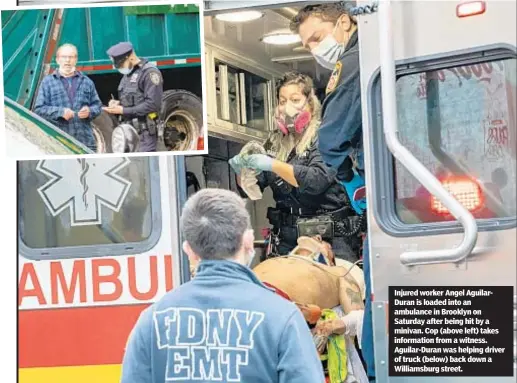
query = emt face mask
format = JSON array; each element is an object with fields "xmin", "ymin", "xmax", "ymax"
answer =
[{"xmin": 311, "ymin": 20, "xmax": 345, "ymax": 70}]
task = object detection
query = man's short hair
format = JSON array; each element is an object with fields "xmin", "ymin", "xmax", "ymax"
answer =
[
  {"xmin": 290, "ymin": 2, "xmax": 357, "ymax": 33},
  {"xmin": 180, "ymin": 188, "xmax": 251, "ymax": 260},
  {"xmin": 56, "ymin": 43, "xmax": 78, "ymax": 57}
]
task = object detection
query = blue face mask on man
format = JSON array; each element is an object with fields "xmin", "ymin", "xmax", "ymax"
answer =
[
  {"xmin": 115, "ymin": 57, "xmax": 132, "ymax": 75},
  {"xmin": 118, "ymin": 67, "xmax": 131, "ymax": 75},
  {"xmin": 311, "ymin": 20, "xmax": 346, "ymax": 70}
]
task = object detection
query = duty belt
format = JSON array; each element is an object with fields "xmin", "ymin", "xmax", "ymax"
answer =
[
  {"xmin": 276, "ymin": 205, "xmax": 352, "ymax": 220},
  {"xmin": 268, "ymin": 206, "xmax": 352, "ymax": 228},
  {"xmin": 121, "ymin": 112, "xmax": 160, "ymax": 136},
  {"xmin": 121, "ymin": 112, "xmax": 159, "ymax": 124},
  {"xmin": 276, "ymin": 205, "xmax": 319, "ymax": 217}
]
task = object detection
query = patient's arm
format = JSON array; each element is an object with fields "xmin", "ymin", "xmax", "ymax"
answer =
[{"xmin": 338, "ymin": 273, "xmax": 365, "ymax": 314}]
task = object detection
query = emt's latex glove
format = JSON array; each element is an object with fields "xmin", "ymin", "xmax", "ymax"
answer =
[
  {"xmin": 229, "ymin": 155, "xmax": 245, "ymax": 175},
  {"xmin": 242, "ymin": 154, "xmax": 274, "ymax": 172},
  {"xmin": 341, "ymin": 310, "xmax": 364, "ymax": 345},
  {"xmin": 340, "ymin": 169, "xmax": 367, "ymax": 215}
]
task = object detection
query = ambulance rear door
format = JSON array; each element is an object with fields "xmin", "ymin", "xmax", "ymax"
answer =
[
  {"xmin": 357, "ymin": 1, "xmax": 516, "ymax": 382},
  {"xmin": 18, "ymin": 155, "xmax": 186, "ymax": 382}
]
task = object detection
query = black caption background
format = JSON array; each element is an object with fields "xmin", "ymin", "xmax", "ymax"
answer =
[{"xmin": 388, "ymin": 286, "xmax": 514, "ymax": 377}]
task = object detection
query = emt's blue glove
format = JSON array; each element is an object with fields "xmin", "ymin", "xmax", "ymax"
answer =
[
  {"xmin": 229, "ymin": 155, "xmax": 245, "ymax": 175},
  {"xmin": 242, "ymin": 154, "xmax": 274, "ymax": 172},
  {"xmin": 340, "ymin": 170, "xmax": 367, "ymax": 215}
]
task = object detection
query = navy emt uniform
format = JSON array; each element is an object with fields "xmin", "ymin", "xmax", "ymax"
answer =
[
  {"xmin": 107, "ymin": 42, "xmax": 164, "ymax": 152},
  {"xmin": 319, "ymin": 30, "xmax": 363, "ymax": 181},
  {"xmin": 318, "ymin": 29, "xmax": 376, "ymax": 381}
]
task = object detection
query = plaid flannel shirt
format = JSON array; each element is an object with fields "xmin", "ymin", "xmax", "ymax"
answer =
[{"xmin": 33, "ymin": 71, "xmax": 102, "ymax": 151}]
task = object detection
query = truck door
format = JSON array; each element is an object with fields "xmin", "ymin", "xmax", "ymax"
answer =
[{"xmin": 358, "ymin": 1, "xmax": 516, "ymax": 382}]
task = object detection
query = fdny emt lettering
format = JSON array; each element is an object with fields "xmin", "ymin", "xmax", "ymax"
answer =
[{"xmin": 153, "ymin": 308, "xmax": 265, "ymax": 381}]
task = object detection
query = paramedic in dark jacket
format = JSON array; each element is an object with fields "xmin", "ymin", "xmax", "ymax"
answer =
[
  {"xmin": 291, "ymin": 2, "xmax": 365, "ymax": 215},
  {"xmin": 291, "ymin": 3, "xmax": 375, "ymax": 381},
  {"xmin": 120, "ymin": 188, "xmax": 325, "ymax": 383},
  {"xmin": 33, "ymin": 43, "xmax": 102, "ymax": 152},
  {"xmin": 103, "ymin": 42, "xmax": 163, "ymax": 152},
  {"xmin": 229, "ymin": 72, "xmax": 359, "ymax": 261}
]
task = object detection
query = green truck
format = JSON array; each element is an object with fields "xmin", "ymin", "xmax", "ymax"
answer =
[{"xmin": 2, "ymin": 4, "xmax": 203, "ymax": 155}]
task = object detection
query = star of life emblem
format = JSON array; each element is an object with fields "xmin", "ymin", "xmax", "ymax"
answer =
[{"xmin": 36, "ymin": 157, "xmax": 132, "ymax": 226}]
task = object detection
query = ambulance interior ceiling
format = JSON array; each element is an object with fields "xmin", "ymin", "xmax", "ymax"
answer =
[{"xmin": 204, "ymin": 6, "xmax": 333, "ymax": 93}]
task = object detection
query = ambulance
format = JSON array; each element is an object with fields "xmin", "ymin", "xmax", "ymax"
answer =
[{"xmin": 17, "ymin": 1, "xmax": 516, "ymax": 382}]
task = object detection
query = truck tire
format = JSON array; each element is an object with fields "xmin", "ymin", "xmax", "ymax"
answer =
[
  {"xmin": 92, "ymin": 111, "xmax": 117, "ymax": 153},
  {"xmin": 160, "ymin": 89, "xmax": 203, "ymax": 151}
]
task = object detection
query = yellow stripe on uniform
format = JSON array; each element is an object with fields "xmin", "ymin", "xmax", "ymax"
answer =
[{"xmin": 19, "ymin": 364, "xmax": 122, "ymax": 383}]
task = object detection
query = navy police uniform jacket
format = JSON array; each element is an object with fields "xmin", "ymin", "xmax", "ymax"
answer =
[
  {"xmin": 118, "ymin": 59, "xmax": 163, "ymax": 151},
  {"xmin": 118, "ymin": 59, "xmax": 163, "ymax": 120},
  {"xmin": 319, "ymin": 30, "xmax": 363, "ymax": 182}
]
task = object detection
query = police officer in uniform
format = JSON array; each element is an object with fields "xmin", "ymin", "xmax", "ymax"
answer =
[
  {"xmin": 103, "ymin": 42, "xmax": 163, "ymax": 152},
  {"xmin": 291, "ymin": 2, "xmax": 365, "ymax": 215},
  {"xmin": 291, "ymin": 3, "xmax": 374, "ymax": 382}
]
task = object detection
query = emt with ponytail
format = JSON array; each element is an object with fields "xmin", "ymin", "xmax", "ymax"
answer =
[{"xmin": 229, "ymin": 71, "xmax": 359, "ymax": 261}]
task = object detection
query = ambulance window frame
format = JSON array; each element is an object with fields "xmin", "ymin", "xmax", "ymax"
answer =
[
  {"xmin": 210, "ymin": 48, "xmax": 276, "ymax": 139},
  {"xmin": 17, "ymin": 156, "xmax": 163, "ymax": 261},
  {"xmin": 368, "ymin": 44, "xmax": 517, "ymax": 238}
]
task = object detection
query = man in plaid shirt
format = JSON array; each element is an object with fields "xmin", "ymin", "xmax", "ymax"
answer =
[{"xmin": 33, "ymin": 43, "xmax": 102, "ymax": 152}]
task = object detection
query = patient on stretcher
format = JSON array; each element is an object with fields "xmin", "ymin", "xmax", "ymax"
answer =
[
  {"xmin": 253, "ymin": 235, "xmax": 368, "ymax": 383},
  {"xmin": 189, "ymin": 235, "xmax": 368, "ymax": 382}
]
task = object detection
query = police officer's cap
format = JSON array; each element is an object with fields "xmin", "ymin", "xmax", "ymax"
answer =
[{"xmin": 107, "ymin": 42, "xmax": 134, "ymax": 67}]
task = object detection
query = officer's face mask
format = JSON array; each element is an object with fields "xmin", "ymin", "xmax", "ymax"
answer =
[
  {"xmin": 275, "ymin": 98, "xmax": 311, "ymax": 135},
  {"xmin": 311, "ymin": 19, "xmax": 346, "ymax": 70},
  {"xmin": 114, "ymin": 56, "xmax": 133, "ymax": 75},
  {"xmin": 118, "ymin": 67, "xmax": 131, "ymax": 75}
]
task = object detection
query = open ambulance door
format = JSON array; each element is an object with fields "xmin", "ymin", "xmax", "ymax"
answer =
[
  {"xmin": 357, "ymin": 1, "xmax": 517, "ymax": 381},
  {"xmin": 18, "ymin": 155, "xmax": 189, "ymax": 382}
]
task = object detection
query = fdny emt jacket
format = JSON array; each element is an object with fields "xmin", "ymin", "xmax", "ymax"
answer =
[{"xmin": 120, "ymin": 260, "xmax": 325, "ymax": 383}]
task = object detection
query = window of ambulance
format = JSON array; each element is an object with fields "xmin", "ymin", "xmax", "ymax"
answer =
[
  {"xmin": 18, "ymin": 156, "xmax": 161, "ymax": 260},
  {"xmin": 393, "ymin": 57, "xmax": 517, "ymax": 224}
]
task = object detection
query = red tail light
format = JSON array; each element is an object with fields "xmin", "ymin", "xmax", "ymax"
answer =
[
  {"xmin": 431, "ymin": 176, "xmax": 484, "ymax": 214},
  {"xmin": 197, "ymin": 136, "xmax": 205, "ymax": 151}
]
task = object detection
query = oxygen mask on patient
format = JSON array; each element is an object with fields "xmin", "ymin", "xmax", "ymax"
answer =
[{"xmin": 239, "ymin": 141, "xmax": 267, "ymax": 201}]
